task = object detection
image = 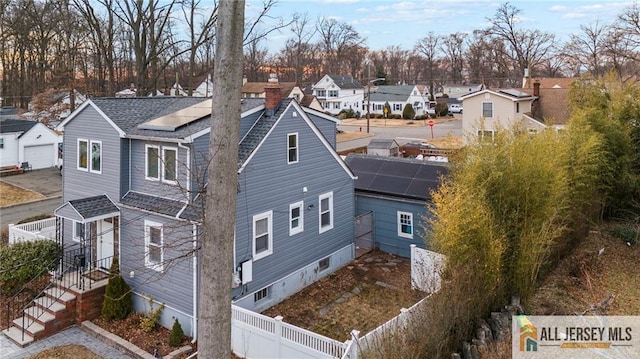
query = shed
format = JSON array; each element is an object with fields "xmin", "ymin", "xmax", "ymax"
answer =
[
  {"xmin": 367, "ymin": 138, "xmax": 400, "ymax": 157},
  {"xmin": 344, "ymin": 154, "xmax": 449, "ymax": 257}
]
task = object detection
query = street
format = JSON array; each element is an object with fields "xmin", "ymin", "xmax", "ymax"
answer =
[{"xmin": 337, "ymin": 118, "xmax": 462, "ymax": 152}]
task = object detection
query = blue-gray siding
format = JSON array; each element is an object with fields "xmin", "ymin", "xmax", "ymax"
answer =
[
  {"xmin": 61, "ymin": 105, "xmax": 122, "ymax": 204},
  {"xmin": 231, "ymin": 105, "xmax": 354, "ymax": 301},
  {"xmin": 119, "ymin": 207, "xmax": 195, "ymax": 315},
  {"xmin": 355, "ymin": 193, "xmax": 431, "ymax": 258},
  {"xmin": 129, "ymin": 140, "xmax": 190, "ymax": 202},
  {"xmin": 306, "ymin": 113, "xmax": 336, "ymax": 147}
]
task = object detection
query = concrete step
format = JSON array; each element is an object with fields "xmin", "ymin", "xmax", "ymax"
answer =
[
  {"xmin": 12, "ymin": 318, "xmax": 44, "ymax": 336},
  {"xmin": 2, "ymin": 327, "xmax": 34, "ymax": 347},
  {"xmin": 24, "ymin": 306, "xmax": 56, "ymax": 324},
  {"xmin": 44, "ymin": 288, "xmax": 76, "ymax": 304},
  {"xmin": 34, "ymin": 297, "xmax": 66, "ymax": 313}
]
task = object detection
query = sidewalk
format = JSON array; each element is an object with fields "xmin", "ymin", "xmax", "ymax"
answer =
[{"xmin": 0, "ymin": 325, "xmax": 132, "ymax": 359}]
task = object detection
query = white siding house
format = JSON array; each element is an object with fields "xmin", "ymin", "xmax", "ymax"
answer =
[
  {"xmin": 312, "ymin": 75, "xmax": 364, "ymax": 115},
  {"xmin": 0, "ymin": 118, "xmax": 62, "ymax": 169}
]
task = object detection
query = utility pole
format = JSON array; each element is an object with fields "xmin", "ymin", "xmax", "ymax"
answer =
[{"xmin": 366, "ymin": 78, "xmax": 385, "ymax": 133}]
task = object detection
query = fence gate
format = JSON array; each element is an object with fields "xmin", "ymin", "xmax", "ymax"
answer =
[{"xmin": 355, "ymin": 211, "xmax": 374, "ymax": 257}]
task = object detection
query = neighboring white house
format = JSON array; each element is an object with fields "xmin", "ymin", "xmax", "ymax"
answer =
[
  {"xmin": 460, "ymin": 88, "xmax": 538, "ymax": 143},
  {"xmin": 312, "ymin": 74, "xmax": 364, "ymax": 115},
  {"xmin": 368, "ymin": 85, "xmax": 430, "ymax": 117},
  {"xmin": 442, "ymin": 83, "xmax": 485, "ymax": 99},
  {"xmin": 193, "ymin": 75, "xmax": 214, "ymax": 97},
  {"xmin": 0, "ymin": 118, "xmax": 62, "ymax": 169}
]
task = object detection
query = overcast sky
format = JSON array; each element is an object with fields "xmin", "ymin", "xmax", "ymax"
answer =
[{"xmin": 246, "ymin": 0, "xmax": 631, "ymax": 53}]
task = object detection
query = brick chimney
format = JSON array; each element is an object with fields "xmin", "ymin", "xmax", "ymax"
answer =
[
  {"xmin": 533, "ymin": 80, "xmax": 540, "ymax": 97},
  {"xmin": 264, "ymin": 73, "xmax": 282, "ymax": 116}
]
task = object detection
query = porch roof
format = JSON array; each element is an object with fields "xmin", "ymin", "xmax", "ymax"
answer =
[
  {"xmin": 120, "ymin": 191, "xmax": 202, "ymax": 222},
  {"xmin": 55, "ymin": 195, "xmax": 119, "ymax": 222}
]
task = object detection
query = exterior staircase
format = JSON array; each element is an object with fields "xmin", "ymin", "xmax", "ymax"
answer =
[
  {"xmin": 2, "ymin": 286, "xmax": 77, "ymax": 346},
  {"xmin": 2, "ymin": 252, "xmax": 111, "ymax": 347}
]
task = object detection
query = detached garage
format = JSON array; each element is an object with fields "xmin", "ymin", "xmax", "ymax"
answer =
[{"xmin": 0, "ymin": 118, "xmax": 61, "ymax": 169}]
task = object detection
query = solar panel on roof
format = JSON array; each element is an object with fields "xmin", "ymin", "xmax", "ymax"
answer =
[
  {"xmin": 380, "ymin": 160, "xmax": 420, "ymax": 178},
  {"xmin": 370, "ymin": 175, "xmax": 412, "ymax": 197},
  {"xmin": 347, "ymin": 156, "xmax": 384, "ymax": 173},
  {"xmin": 498, "ymin": 89, "xmax": 532, "ymax": 98},
  {"xmin": 138, "ymin": 99, "xmax": 212, "ymax": 131}
]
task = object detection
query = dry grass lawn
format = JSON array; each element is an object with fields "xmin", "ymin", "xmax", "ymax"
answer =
[
  {"xmin": 28, "ymin": 344, "xmax": 101, "ymax": 359},
  {"xmin": 336, "ymin": 131, "xmax": 373, "ymax": 142},
  {"xmin": 262, "ymin": 250, "xmax": 426, "ymax": 341},
  {"xmin": 0, "ymin": 182, "xmax": 45, "ymax": 207}
]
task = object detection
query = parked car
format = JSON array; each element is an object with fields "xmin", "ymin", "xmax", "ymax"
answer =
[{"xmin": 448, "ymin": 104, "xmax": 463, "ymax": 114}]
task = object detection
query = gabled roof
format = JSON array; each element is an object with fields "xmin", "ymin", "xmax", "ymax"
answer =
[
  {"xmin": 326, "ymin": 74, "xmax": 363, "ymax": 89},
  {"xmin": 0, "ymin": 118, "xmax": 38, "ymax": 134},
  {"xmin": 459, "ymin": 88, "xmax": 536, "ymax": 101},
  {"xmin": 55, "ymin": 195, "xmax": 119, "ymax": 222},
  {"xmin": 522, "ymin": 77, "xmax": 575, "ymax": 89},
  {"xmin": 521, "ymin": 87, "xmax": 572, "ymax": 125},
  {"xmin": 370, "ymin": 85, "xmax": 420, "ymax": 102},
  {"xmin": 368, "ymin": 138, "xmax": 399, "ymax": 150},
  {"xmin": 344, "ymin": 154, "xmax": 448, "ymax": 201}
]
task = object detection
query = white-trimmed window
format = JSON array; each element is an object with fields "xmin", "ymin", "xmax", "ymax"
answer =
[
  {"xmin": 316, "ymin": 90, "xmax": 326, "ymax": 97},
  {"xmin": 393, "ymin": 104, "xmax": 402, "ymax": 111},
  {"xmin": 477, "ymin": 130, "xmax": 495, "ymax": 142},
  {"xmin": 289, "ymin": 201, "xmax": 304, "ymax": 236},
  {"xmin": 328, "ymin": 90, "xmax": 338, "ymax": 97},
  {"xmin": 145, "ymin": 145, "xmax": 160, "ymax": 180},
  {"xmin": 516, "ymin": 102, "xmax": 520, "ymax": 113},
  {"xmin": 397, "ymin": 211, "xmax": 413, "ymax": 239},
  {"xmin": 145, "ymin": 220, "xmax": 164, "ymax": 271},
  {"xmin": 73, "ymin": 221, "xmax": 84, "ymax": 242},
  {"xmin": 254, "ymin": 286, "xmax": 270, "ymax": 303},
  {"xmin": 287, "ymin": 133, "xmax": 298, "ymax": 164},
  {"xmin": 319, "ymin": 257, "xmax": 330, "ymax": 271},
  {"xmin": 90, "ymin": 140, "xmax": 102, "ymax": 173},
  {"xmin": 162, "ymin": 147, "xmax": 177, "ymax": 184},
  {"xmin": 0, "ymin": 138, "xmax": 4, "ymax": 149},
  {"xmin": 482, "ymin": 102, "xmax": 493, "ymax": 118},
  {"xmin": 253, "ymin": 211, "xmax": 273, "ymax": 260},
  {"xmin": 319, "ymin": 192, "xmax": 334, "ymax": 233},
  {"xmin": 77, "ymin": 139, "xmax": 88, "ymax": 170}
]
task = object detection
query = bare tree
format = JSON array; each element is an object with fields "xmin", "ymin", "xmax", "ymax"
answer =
[
  {"xmin": 180, "ymin": 0, "xmax": 217, "ymax": 96},
  {"xmin": 440, "ymin": 33, "xmax": 467, "ymax": 84},
  {"xmin": 198, "ymin": 0, "xmax": 244, "ymax": 357},
  {"xmin": 317, "ymin": 17, "xmax": 364, "ymax": 74},
  {"xmin": 486, "ymin": 2, "xmax": 555, "ymax": 82},
  {"xmin": 414, "ymin": 32, "xmax": 440, "ymax": 98},
  {"xmin": 564, "ymin": 22, "xmax": 609, "ymax": 77},
  {"xmin": 243, "ymin": 32, "xmax": 269, "ymax": 81}
]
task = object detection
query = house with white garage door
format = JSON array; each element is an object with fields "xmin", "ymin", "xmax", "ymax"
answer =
[{"xmin": 0, "ymin": 118, "xmax": 62, "ymax": 169}]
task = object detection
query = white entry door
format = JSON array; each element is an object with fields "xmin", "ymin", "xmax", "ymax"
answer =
[{"xmin": 97, "ymin": 218, "xmax": 114, "ymax": 270}]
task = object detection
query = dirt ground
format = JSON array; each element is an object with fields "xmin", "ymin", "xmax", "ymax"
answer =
[
  {"xmin": 341, "ymin": 116, "xmax": 456, "ymax": 128},
  {"xmin": 0, "ymin": 182, "xmax": 45, "ymax": 207},
  {"xmin": 27, "ymin": 344, "xmax": 101, "ymax": 359},
  {"xmin": 262, "ymin": 250, "xmax": 426, "ymax": 341},
  {"xmin": 527, "ymin": 222, "xmax": 640, "ymax": 315}
]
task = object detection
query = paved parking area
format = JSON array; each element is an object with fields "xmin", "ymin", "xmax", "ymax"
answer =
[
  {"xmin": 0, "ymin": 325, "xmax": 133, "ymax": 359},
  {"xmin": 0, "ymin": 167, "xmax": 62, "ymax": 198}
]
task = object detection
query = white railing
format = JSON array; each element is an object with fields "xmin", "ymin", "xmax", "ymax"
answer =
[
  {"xmin": 8, "ymin": 217, "xmax": 57, "ymax": 245},
  {"xmin": 231, "ymin": 304, "xmax": 348, "ymax": 359}
]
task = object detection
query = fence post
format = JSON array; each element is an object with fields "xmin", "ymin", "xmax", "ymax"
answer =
[
  {"xmin": 400, "ymin": 308, "xmax": 409, "ymax": 329},
  {"xmin": 8, "ymin": 224, "xmax": 15, "ymax": 245},
  {"xmin": 275, "ymin": 315, "xmax": 283, "ymax": 358},
  {"xmin": 410, "ymin": 244, "xmax": 416, "ymax": 290},
  {"xmin": 350, "ymin": 330, "xmax": 360, "ymax": 359}
]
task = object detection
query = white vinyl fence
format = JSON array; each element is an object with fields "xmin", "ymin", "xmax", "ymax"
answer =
[
  {"xmin": 410, "ymin": 244, "xmax": 446, "ymax": 293},
  {"xmin": 231, "ymin": 305, "xmax": 356, "ymax": 359},
  {"xmin": 8, "ymin": 217, "xmax": 56, "ymax": 245}
]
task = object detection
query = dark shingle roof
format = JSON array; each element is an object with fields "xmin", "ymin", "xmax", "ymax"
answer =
[
  {"xmin": 121, "ymin": 191, "xmax": 186, "ymax": 218},
  {"xmin": 344, "ymin": 154, "xmax": 448, "ymax": 201},
  {"xmin": 238, "ymin": 98, "xmax": 292, "ymax": 164},
  {"xmin": 88, "ymin": 97, "xmax": 264, "ymax": 139},
  {"xmin": 68, "ymin": 195, "xmax": 119, "ymax": 220},
  {"xmin": 369, "ymin": 85, "xmax": 417, "ymax": 102},
  {"xmin": 327, "ymin": 75, "xmax": 363, "ymax": 89},
  {"xmin": 0, "ymin": 118, "xmax": 37, "ymax": 134}
]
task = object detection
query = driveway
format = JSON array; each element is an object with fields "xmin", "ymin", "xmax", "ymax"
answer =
[{"xmin": 0, "ymin": 168, "xmax": 62, "ymax": 229}]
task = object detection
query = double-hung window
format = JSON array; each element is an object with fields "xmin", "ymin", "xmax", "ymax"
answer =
[
  {"xmin": 162, "ymin": 147, "xmax": 177, "ymax": 184},
  {"xmin": 393, "ymin": 104, "xmax": 402, "ymax": 111},
  {"xmin": 73, "ymin": 221, "xmax": 84, "ymax": 242},
  {"xmin": 328, "ymin": 90, "xmax": 338, "ymax": 97},
  {"xmin": 397, "ymin": 211, "xmax": 413, "ymax": 239},
  {"xmin": 145, "ymin": 145, "xmax": 160, "ymax": 180},
  {"xmin": 289, "ymin": 201, "xmax": 304, "ymax": 236},
  {"xmin": 90, "ymin": 140, "xmax": 102, "ymax": 173},
  {"xmin": 287, "ymin": 133, "xmax": 298, "ymax": 164},
  {"xmin": 482, "ymin": 102, "xmax": 493, "ymax": 118},
  {"xmin": 145, "ymin": 220, "xmax": 164, "ymax": 271},
  {"xmin": 78, "ymin": 139, "xmax": 88, "ymax": 170},
  {"xmin": 253, "ymin": 211, "xmax": 273, "ymax": 260},
  {"xmin": 319, "ymin": 192, "xmax": 333, "ymax": 233}
]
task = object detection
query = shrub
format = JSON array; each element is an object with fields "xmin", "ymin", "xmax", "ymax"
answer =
[
  {"xmin": 140, "ymin": 296, "xmax": 165, "ymax": 332},
  {"xmin": 101, "ymin": 257, "xmax": 132, "ymax": 321},
  {"xmin": 606, "ymin": 225, "xmax": 638, "ymax": 245},
  {"xmin": 402, "ymin": 104, "xmax": 415, "ymax": 119},
  {"xmin": 435, "ymin": 103, "xmax": 448, "ymax": 116},
  {"xmin": 338, "ymin": 109, "xmax": 357, "ymax": 119},
  {"xmin": 0, "ymin": 240, "xmax": 61, "ymax": 296},
  {"xmin": 168, "ymin": 318, "xmax": 185, "ymax": 347}
]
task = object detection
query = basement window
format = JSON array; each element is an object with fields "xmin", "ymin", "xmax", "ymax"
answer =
[
  {"xmin": 319, "ymin": 257, "xmax": 330, "ymax": 272},
  {"xmin": 254, "ymin": 286, "xmax": 270, "ymax": 303}
]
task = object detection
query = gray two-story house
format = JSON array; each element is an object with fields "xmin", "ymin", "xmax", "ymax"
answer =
[{"xmin": 54, "ymin": 79, "xmax": 356, "ymax": 337}]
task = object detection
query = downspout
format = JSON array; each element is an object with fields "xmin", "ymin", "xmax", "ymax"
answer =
[
  {"xmin": 178, "ymin": 143, "xmax": 191, "ymax": 202},
  {"xmin": 192, "ymin": 223, "xmax": 198, "ymax": 342}
]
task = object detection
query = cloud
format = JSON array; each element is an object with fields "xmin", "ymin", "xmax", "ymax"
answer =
[{"xmin": 549, "ymin": 5, "xmax": 567, "ymax": 11}]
